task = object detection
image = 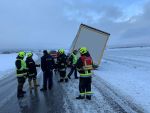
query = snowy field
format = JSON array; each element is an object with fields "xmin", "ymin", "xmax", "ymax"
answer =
[
  {"xmin": 97, "ymin": 47, "xmax": 150, "ymax": 112},
  {"xmin": 0, "ymin": 47, "xmax": 150, "ymax": 112},
  {"xmin": 0, "ymin": 53, "xmax": 38, "ymax": 80}
]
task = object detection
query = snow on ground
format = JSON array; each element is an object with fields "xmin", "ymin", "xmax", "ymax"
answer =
[
  {"xmin": 96, "ymin": 47, "xmax": 150, "ymax": 111},
  {"xmin": 0, "ymin": 47, "xmax": 150, "ymax": 112},
  {"xmin": 0, "ymin": 53, "xmax": 38, "ymax": 80},
  {"xmin": 61, "ymin": 70, "xmax": 115, "ymax": 113}
]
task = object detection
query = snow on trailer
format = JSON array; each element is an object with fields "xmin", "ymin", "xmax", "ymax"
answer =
[{"xmin": 70, "ymin": 24, "xmax": 110, "ymax": 65}]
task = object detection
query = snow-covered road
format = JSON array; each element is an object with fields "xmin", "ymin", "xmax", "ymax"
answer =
[
  {"xmin": 0, "ymin": 47, "xmax": 149, "ymax": 113},
  {"xmin": 0, "ymin": 69, "xmax": 144, "ymax": 113}
]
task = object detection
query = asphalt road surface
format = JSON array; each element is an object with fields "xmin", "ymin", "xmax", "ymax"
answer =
[{"xmin": 0, "ymin": 58, "xmax": 145, "ymax": 113}]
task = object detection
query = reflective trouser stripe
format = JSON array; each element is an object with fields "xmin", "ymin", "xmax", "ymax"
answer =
[
  {"xmin": 80, "ymin": 92, "xmax": 93, "ymax": 96},
  {"xmin": 28, "ymin": 73, "xmax": 35, "ymax": 76},
  {"xmin": 17, "ymin": 73, "xmax": 27, "ymax": 77},
  {"xmin": 80, "ymin": 92, "xmax": 85, "ymax": 96},
  {"xmin": 80, "ymin": 74, "xmax": 92, "ymax": 77},
  {"xmin": 80, "ymin": 71, "xmax": 93, "ymax": 77},
  {"xmin": 86, "ymin": 92, "xmax": 93, "ymax": 95}
]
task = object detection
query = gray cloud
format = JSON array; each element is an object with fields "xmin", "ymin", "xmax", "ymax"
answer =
[
  {"xmin": 0, "ymin": 0, "xmax": 78, "ymax": 51},
  {"xmin": 0, "ymin": 0, "xmax": 150, "ymax": 51},
  {"xmin": 64, "ymin": 0, "xmax": 150, "ymax": 47}
]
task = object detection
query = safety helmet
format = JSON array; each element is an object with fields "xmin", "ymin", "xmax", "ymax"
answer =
[
  {"xmin": 58, "ymin": 49, "xmax": 65, "ymax": 54},
  {"xmin": 18, "ymin": 51, "xmax": 25, "ymax": 58},
  {"xmin": 73, "ymin": 49, "xmax": 78, "ymax": 54},
  {"xmin": 79, "ymin": 47, "xmax": 87, "ymax": 54},
  {"xmin": 27, "ymin": 52, "xmax": 33, "ymax": 57},
  {"xmin": 43, "ymin": 50, "xmax": 48, "ymax": 55}
]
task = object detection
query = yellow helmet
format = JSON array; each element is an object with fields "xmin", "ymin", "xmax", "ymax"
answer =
[
  {"xmin": 58, "ymin": 49, "xmax": 65, "ymax": 54},
  {"xmin": 27, "ymin": 52, "xmax": 33, "ymax": 57},
  {"xmin": 79, "ymin": 47, "xmax": 87, "ymax": 54},
  {"xmin": 18, "ymin": 51, "xmax": 25, "ymax": 58}
]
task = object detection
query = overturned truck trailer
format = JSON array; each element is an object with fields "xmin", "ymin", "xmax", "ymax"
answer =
[{"xmin": 70, "ymin": 24, "xmax": 110, "ymax": 66}]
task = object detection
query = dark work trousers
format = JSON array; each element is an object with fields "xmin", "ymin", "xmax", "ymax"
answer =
[
  {"xmin": 17, "ymin": 77, "xmax": 26, "ymax": 96},
  {"xmin": 59, "ymin": 70, "xmax": 68, "ymax": 82},
  {"xmin": 67, "ymin": 65, "xmax": 78, "ymax": 78},
  {"xmin": 79, "ymin": 77, "xmax": 92, "ymax": 96},
  {"xmin": 28, "ymin": 73, "xmax": 37, "ymax": 81},
  {"xmin": 43, "ymin": 71, "xmax": 53, "ymax": 89}
]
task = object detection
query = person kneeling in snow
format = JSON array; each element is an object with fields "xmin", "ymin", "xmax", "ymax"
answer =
[{"xmin": 76, "ymin": 47, "xmax": 93, "ymax": 100}]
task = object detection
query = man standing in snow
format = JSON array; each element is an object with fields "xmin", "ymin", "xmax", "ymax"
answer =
[
  {"xmin": 15, "ymin": 51, "xmax": 27, "ymax": 98},
  {"xmin": 76, "ymin": 47, "xmax": 93, "ymax": 100},
  {"xmin": 40, "ymin": 50, "xmax": 55, "ymax": 91}
]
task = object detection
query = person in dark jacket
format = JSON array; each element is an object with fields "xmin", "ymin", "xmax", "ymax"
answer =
[
  {"xmin": 40, "ymin": 50, "xmax": 55, "ymax": 91},
  {"xmin": 67, "ymin": 50, "xmax": 78, "ymax": 79},
  {"xmin": 15, "ymin": 51, "xmax": 27, "ymax": 98},
  {"xmin": 76, "ymin": 47, "xmax": 93, "ymax": 100},
  {"xmin": 26, "ymin": 52, "xmax": 40, "ymax": 90},
  {"xmin": 57, "ymin": 49, "xmax": 68, "ymax": 82}
]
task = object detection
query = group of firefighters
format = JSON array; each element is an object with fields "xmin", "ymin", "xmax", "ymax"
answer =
[{"xmin": 15, "ymin": 47, "xmax": 93, "ymax": 100}]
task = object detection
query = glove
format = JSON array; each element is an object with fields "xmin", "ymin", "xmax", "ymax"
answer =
[
  {"xmin": 36, "ymin": 64, "xmax": 40, "ymax": 67},
  {"xmin": 24, "ymin": 74, "xmax": 28, "ymax": 79}
]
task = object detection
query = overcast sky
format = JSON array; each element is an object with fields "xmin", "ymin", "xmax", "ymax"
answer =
[{"xmin": 0, "ymin": 0, "xmax": 150, "ymax": 50}]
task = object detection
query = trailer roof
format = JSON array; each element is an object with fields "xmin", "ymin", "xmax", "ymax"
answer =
[{"xmin": 81, "ymin": 24, "xmax": 110, "ymax": 36}]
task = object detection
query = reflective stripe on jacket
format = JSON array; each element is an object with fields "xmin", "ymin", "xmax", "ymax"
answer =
[
  {"xmin": 80, "ymin": 70, "xmax": 93, "ymax": 77},
  {"xmin": 16, "ymin": 59, "xmax": 27, "ymax": 77}
]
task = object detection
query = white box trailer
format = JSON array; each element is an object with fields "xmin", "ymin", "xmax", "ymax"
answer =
[{"xmin": 70, "ymin": 24, "xmax": 110, "ymax": 66}]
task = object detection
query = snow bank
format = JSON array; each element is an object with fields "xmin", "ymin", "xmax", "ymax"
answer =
[
  {"xmin": 0, "ymin": 53, "xmax": 38, "ymax": 80},
  {"xmin": 96, "ymin": 47, "xmax": 150, "ymax": 111}
]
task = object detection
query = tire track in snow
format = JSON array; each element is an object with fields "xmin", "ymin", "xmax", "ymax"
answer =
[
  {"xmin": 60, "ymin": 71, "xmax": 115, "ymax": 113},
  {"xmin": 93, "ymin": 76, "xmax": 145, "ymax": 113},
  {"xmin": 103, "ymin": 55, "xmax": 150, "ymax": 69}
]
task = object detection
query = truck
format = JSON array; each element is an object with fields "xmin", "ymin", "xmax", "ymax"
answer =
[{"xmin": 70, "ymin": 24, "xmax": 110, "ymax": 66}]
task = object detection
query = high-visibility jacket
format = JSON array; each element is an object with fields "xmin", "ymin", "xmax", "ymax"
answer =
[
  {"xmin": 76, "ymin": 54, "xmax": 93, "ymax": 78},
  {"xmin": 16, "ymin": 59, "xmax": 27, "ymax": 77},
  {"xmin": 79, "ymin": 70, "xmax": 93, "ymax": 77},
  {"xmin": 72, "ymin": 53, "xmax": 78, "ymax": 65}
]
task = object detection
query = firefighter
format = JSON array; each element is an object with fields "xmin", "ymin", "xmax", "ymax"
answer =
[
  {"xmin": 57, "ymin": 49, "xmax": 68, "ymax": 82},
  {"xmin": 49, "ymin": 50, "xmax": 58, "ymax": 75},
  {"xmin": 15, "ymin": 51, "xmax": 27, "ymax": 98},
  {"xmin": 26, "ymin": 52, "xmax": 40, "ymax": 90},
  {"xmin": 40, "ymin": 50, "xmax": 55, "ymax": 91},
  {"xmin": 76, "ymin": 47, "xmax": 93, "ymax": 100},
  {"xmin": 67, "ymin": 50, "xmax": 78, "ymax": 79}
]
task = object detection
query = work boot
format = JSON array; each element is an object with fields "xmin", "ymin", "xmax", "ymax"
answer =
[
  {"xmin": 65, "ymin": 78, "xmax": 68, "ymax": 82},
  {"xmin": 22, "ymin": 90, "xmax": 26, "ymax": 94},
  {"xmin": 86, "ymin": 95, "xmax": 91, "ymax": 100},
  {"xmin": 40, "ymin": 88, "xmax": 47, "ymax": 91},
  {"xmin": 58, "ymin": 79, "xmax": 64, "ymax": 83},
  {"xmin": 17, "ymin": 94, "xmax": 24, "ymax": 98},
  {"xmin": 76, "ymin": 95, "xmax": 84, "ymax": 99}
]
